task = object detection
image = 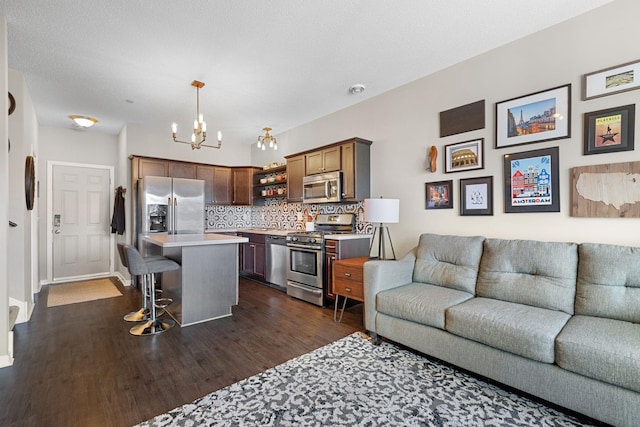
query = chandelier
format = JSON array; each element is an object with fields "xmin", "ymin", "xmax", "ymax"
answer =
[
  {"xmin": 257, "ymin": 127, "xmax": 277, "ymax": 151},
  {"xmin": 171, "ymin": 80, "xmax": 222, "ymax": 150}
]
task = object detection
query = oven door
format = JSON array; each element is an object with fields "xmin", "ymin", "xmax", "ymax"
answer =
[{"xmin": 286, "ymin": 245, "xmax": 323, "ymax": 288}]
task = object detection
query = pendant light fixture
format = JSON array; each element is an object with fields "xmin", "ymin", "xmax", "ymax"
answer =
[
  {"xmin": 257, "ymin": 127, "xmax": 277, "ymax": 151},
  {"xmin": 172, "ymin": 80, "xmax": 222, "ymax": 150}
]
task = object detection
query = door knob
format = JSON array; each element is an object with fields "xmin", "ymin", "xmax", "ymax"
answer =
[{"xmin": 54, "ymin": 229, "xmax": 61, "ymax": 234}]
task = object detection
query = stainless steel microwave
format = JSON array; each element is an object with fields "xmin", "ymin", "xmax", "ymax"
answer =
[{"xmin": 302, "ymin": 171, "xmax": 342, "ymax": 203}]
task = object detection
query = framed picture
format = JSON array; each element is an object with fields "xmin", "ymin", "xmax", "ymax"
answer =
[
  {"xmin": 444, "ymin": 138, "xmax": 484, "ymax": 173},
  {"xmin": 425, "ymin": 180, "xmax": 453, "ymax": 209},
  {"xmin": 460, "ymin": 176, "xmax": 493, "ymax": 216},
  {"xmin": 583, "ymin": 104, "xmax": 635, "ymax": 155},
  {"xmin": 582, "ymin": 59, "xmax": 640, "ymax": 100},
  {"xmin": 495, "ymin": 84, "xmax": 571, "ymax": 149},
  {"xmin": 503, "ymin": 146, "xmax": 560, "ymax": 213}
]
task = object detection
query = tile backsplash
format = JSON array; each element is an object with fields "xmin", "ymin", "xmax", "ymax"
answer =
[{"xmin": 205, "ymin": 199, "xmax": 372, "ymax": 233}]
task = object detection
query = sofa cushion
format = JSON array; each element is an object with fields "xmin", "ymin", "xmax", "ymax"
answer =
[
  {"xmin": 576, "ymin": 243, "xmax": 640, "ymax": 323},
  {"xmin": 377, "ymin": 283, "xmax": 473, "ymax": 330},
  {"xmin": 445, "ymin": 298, "xmax": 571, "ymax": 363},
  {"xmin": 413, "ymin": 233, "xmax": 485, "ymax": 294},
  {"xmin": 476, "ymin": 238, "xmax": 578, "ymax": 314},
  {"xmin": 556, "ymin": 315, "xmax": 640, "ymax": 393}
]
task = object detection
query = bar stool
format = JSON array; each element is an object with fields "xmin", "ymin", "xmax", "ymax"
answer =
[
  {"xmin": 122, "ymin": 244, "xmax": 180, "ymax": 336},
  {"xmin": 117, "ymin": 243, "xmax": 165, "ymax": 322}
]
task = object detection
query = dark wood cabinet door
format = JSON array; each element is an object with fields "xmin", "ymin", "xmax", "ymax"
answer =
[
  {"xmin": 305, "ymin": 151, "xmax": 324, "ymax": 175},
  {"xmin": 322, "ymin": 146, "xmax": 341, "ymax": 172},
  {"xmin": 233, "ymin": 168, "xmax": 253, "ymax": 205},
  {"xmin": 253, "ymin": 243, "xmax": 266, "ymax": 279},
  {"xmin": 341, "ymin": 142, "xmax": 355, "ymax": 199},
  {"xmin": 168, "ymin": 162, "xmax": 197, "ymax": 179},
  {"xmin": 241, "ymin": 242, "xmax": 254, "ymax": 274},
  {"xmin": 286, "ymin": 155, "xmax": 304, "ymax": 202},
  {"xmin": 213, "ymin": 167, "xmax": 232, "ymax": 204},
  {"xmin": 137, "ymin": 158, "xmax": 168, "ymax": 179},
  {"xmin": 196, "ymin": 165, "xmax": 215, "ymax": 203}
]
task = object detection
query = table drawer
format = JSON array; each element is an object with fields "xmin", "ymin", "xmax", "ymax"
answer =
[
  {"xmin": 332, "ymin": 278, "xmax": 364, "ymax": 301},
  {"xmin": 333, "ymin": 263, "xmax": 363, "ymax": 283}
]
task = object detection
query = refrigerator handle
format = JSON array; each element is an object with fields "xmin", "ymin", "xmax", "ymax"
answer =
[
  {"xmin": 167, "ymin": 197, "xmax": 173, "ymax": 234},
  {"xmin": 173, "ymin": 197, "xmax": 178, "ymax": 234}
]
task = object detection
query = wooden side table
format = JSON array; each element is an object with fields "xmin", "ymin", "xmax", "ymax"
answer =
[{"xmin": 332, "ymin": 256, "xmax": 370, "ymax": 322}]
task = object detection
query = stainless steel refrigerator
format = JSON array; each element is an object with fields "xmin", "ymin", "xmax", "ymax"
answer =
[{"xmin": 137, "ymin": 176, "xmax": 205, "ymax": 252}]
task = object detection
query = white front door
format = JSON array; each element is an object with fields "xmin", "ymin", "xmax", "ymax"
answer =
[{"xmin": 51, "ymin": 163, "xmax": 112, "ymax": 281}]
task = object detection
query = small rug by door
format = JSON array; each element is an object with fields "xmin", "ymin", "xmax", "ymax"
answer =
[
  {"xmin": 47, "ymin": 278, "xmax": 122, "ymax": 307},
  {"xmin": 136, "ymin": 332, "xmax": 593, "ymax": 427}
]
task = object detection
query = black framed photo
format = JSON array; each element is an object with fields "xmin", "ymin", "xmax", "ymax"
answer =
[
  {"xmin": 444, "ymin": 138, "xmax": 484, "ymax": 173},
  {"xmin": 583, "ymin": 104, "xmax": 635, "ymax": 155},
  {"xmin": 503, "ymin": 146, "xmax": 559, "ymax": 213},
  {"xmin": 495, "ymin": 84, "xmax": 571, "ymax": 149},
  {"xmin": 425, "ymin": 180, "xmax": 453, "ymax": 209},
  {"xmin": 460, "ymin": 176, "xmax": 493, "ymax": 216}
]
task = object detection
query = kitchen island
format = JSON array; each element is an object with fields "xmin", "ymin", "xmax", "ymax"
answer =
[{"xmin": 141, "ymin": 233, "xmax": 248, "ymax": 326}]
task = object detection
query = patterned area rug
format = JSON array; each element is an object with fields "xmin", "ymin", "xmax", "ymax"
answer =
[
  {"xmin": 47, "ymin": 278, "xmax": 122, "ymax": 307},
  {"xmin": 138, "ymin": 332, "xmax": 593, "ymax": 426}
]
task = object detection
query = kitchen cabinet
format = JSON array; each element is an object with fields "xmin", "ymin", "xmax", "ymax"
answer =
[
  {"xmin": 285, "ymin": 137, "xmax": 372, "ymax": 202},
  {"xmin": 135, "ymin": 157, "xmax": 169, "ymax": 179},
  {"xmin": 323, "ymin": 237, "xmax": 370, "ymax": 304},
  {"xmin": 234, "ymin": 167, "xmax": 260, "ymax": 205},
  {"xmin": 196, "ymin": 165, "xmax": 232, "ymax": 204},
  {"xmin": 305, "ymin": 146, "xmax": 341, "ymax": 175},
  {"xmin": 253, "ymin": 165, "xmax": 288, "ymax": 204},
  {"xmin": 239, "ymin": 232, "xmax": 266, "ymax": 279},
  {"xmin": 213, "ymin": 167, "xmax": 232, "ymax": 205},
  {"xmin": 168, "ymin": 161, "xmax": 197, "ymax": 179},
  {"xmin": 286, "ymin": 156, "xmax": 304, "ymax": 202},
  {"xmin": 340, "ymin": 138, "xmax": 371, "ymax": 201}
]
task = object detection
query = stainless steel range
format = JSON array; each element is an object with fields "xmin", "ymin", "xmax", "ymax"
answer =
[{"xmin": 285, "ymin": 213, "xmax": 355, "ymax": 306}]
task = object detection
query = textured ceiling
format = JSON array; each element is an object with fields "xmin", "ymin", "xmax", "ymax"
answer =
[{"xmin": 1, "ymin": 0, "xmax": 612, "ymax": 144}]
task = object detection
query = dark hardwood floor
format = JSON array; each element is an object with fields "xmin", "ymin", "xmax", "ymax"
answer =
[{"xmin": 0, "ymin": 277, "xmax": 364, "ymax": 427}]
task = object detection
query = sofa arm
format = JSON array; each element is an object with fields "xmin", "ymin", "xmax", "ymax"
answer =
[{"xmin": 363, "ymin": 248, "xmax": 416, "ymax": 332}]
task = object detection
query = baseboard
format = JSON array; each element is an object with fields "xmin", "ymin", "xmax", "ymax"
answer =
[
  {"xmin": 114, "ymin": 272, "xmax": 131, "ymax": 287},
  {"xmin": 0, "ymin": 333, "xmax": 14, "ymax": 368},
  {"xmin": 8, "ymin": 297, "xmax": 31, "ymax": 324}
]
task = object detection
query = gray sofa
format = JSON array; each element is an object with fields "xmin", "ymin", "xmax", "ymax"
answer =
[{"xmin": 364, "ymin": 233, "xmax": 640, "ymax": 427}]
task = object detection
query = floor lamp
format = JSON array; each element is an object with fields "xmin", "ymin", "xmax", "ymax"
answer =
[{"xmin": 364, "ymin": 198, "xmax": 400, "ymax": 260}]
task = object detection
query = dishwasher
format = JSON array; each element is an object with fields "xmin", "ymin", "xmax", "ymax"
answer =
[{"xmin": 265, "ymin": 235, "xmax": 288, "ymax": 291}]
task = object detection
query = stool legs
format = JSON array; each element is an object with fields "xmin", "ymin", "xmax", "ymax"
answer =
[
  {"xmin": 123, "ymin": 275, "xmax": 165, "ymax": 322},
  {"xmin": 129, "ymin": 272, "xmax": 175, "ymax": 336}
]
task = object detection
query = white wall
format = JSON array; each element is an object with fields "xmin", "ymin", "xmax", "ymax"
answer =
[
  {"xmin": 270, "ymin": 0, "xmax": 640, "ymax": 257},
  {"xmin": 37, "ymin": 126, "xmax": 119, "ymax": 282},
  {"xmin": 7, "ymin": 69, "xmax": 39, "ymax": 321},
  {"xmin": 0, "ymin": 13, "xmax": 11, "ymax": 367}
]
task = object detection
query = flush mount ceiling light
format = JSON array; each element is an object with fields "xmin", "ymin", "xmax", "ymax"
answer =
[
  {"xmin": 349, "ymin": 84, "xmax": 366, "ymax": 95},
  {"xmin": 257, "ymin": 127, "xmax": 277, "ymax": 151},
  {"xmin": 69, "ymin": 115, "xmax": 98, "ymax": 128},
  {"xmin": 171, "ymin": 80, "xmax": 222, "ymax": 150}
]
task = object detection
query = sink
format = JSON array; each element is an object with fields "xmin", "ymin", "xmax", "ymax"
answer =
[{"xmin": 247, "ymin": 227, "xmax": 272, "ymax": 231}]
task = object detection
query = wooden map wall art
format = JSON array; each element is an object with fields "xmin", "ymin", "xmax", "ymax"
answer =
[{"xmin": 571, "ymin": 161, "xmax": 640, "ymax": 218}]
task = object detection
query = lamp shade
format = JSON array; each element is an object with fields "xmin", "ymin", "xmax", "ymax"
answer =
[{"xmin": 364, "ymin": 198, "xmax": 400, "ymax": 223}]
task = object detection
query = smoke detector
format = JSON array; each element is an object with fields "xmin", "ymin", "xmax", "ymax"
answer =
[{"xmin": 349, "ymin": 84, "xmax": 366, "ymax": 95}]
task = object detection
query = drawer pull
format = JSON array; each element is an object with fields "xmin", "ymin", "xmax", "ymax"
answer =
[
  {"xmin": 344, "ymin": 272, "xmax": 351, "ymax": 277},
  {"xmin": 345, "ymin": 287, "xmax": 352, "ymax": 293}
]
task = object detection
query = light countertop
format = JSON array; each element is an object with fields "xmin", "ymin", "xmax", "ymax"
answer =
[
  {"xmin": 142, "ymin": 233, "xmax": 248, "ymax": 248},
  {"xmin": 205, "ymin": 228, "xmax": 371, "ymax": 240}
]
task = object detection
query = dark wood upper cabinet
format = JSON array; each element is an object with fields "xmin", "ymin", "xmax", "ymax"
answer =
[
  {"xmin": 341, "ymin": 139, "xmax": 371, "ymax": 201},
  {"xmin": 196, "ymin": 165, "xmax": 215, "ymax": 203},
  {"xmin": 168, "ymin": 162, "xmax": 197, "ymax": 179},
  {"xmin": 213, "ymin": 167, "xmax": 232, "ymax": 205},
  {"xmin": 286, "ymin": 155, "xmax": 305, "ymax": 202},
  {"xmin": 233, "ymin": 167, "xmax": 258, "ymax": 205},
  {"xmin": 305, "ymin": 146, "xmax": 341, "ymax": 175},
  {"xmin": 136, "ymin": 158, "xmax": 168, "ymax": 179}
]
